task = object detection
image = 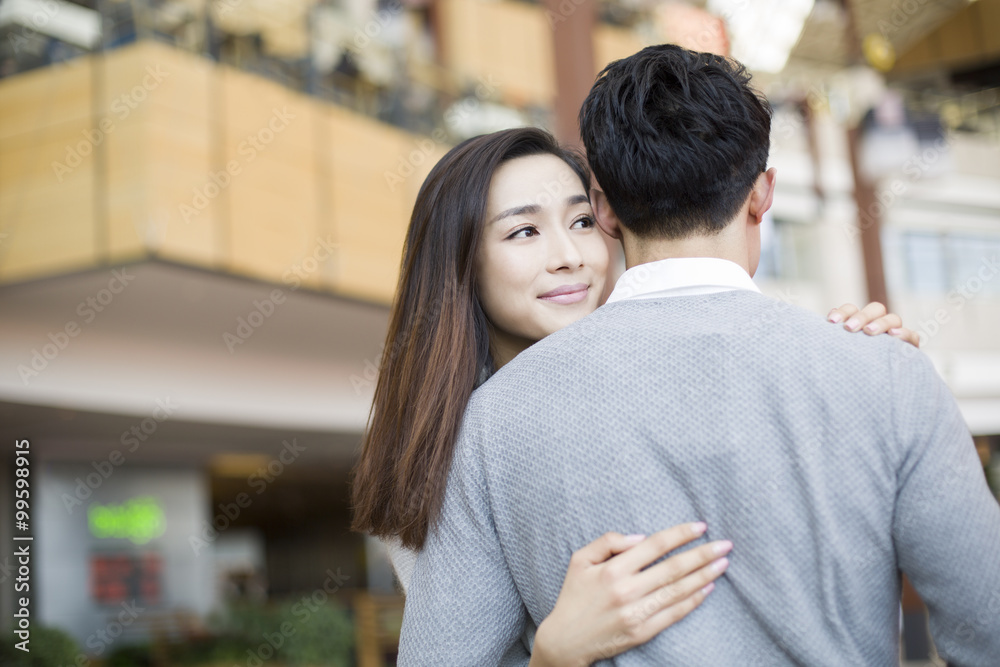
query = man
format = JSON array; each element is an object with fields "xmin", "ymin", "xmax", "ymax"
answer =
[{"xmin": 398, "ymin": 45, "xmax": 1000, "ymax": 665}]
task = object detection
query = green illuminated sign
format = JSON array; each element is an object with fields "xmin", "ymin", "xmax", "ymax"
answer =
[{"xmin": 88, "ymin": 496, "xmax": 166, "ymax": 545}]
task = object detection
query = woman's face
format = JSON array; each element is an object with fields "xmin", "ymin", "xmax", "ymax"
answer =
[{"xmin": 476, "ymin": 154, "xmax": 609, "ymax": 347}]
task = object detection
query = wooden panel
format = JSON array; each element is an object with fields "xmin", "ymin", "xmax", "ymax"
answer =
[
  {"xmin": 103, "ymin": 119, "xmax": 149, "ymax": 261},
  {"xmin": 937, "ymin": 6, "xmax": 981, "ymax": 68},
  {"xmin": 595, "ymin": 24, "xmax": 645, "ymax": 74},
  {"xmin": 101, "ymin": 44, "xmax": 155, "ymax": 263},
  {"xmin": 327, "ymin": 106, "xmax": 413, "ymax": 303},
  {"xmin": 221, "ymin": 67, "xmax": 322, "ymax": 285},
  {"xmin": 0, "ymin": 117, "xmax": 98, "ymax": 281},
  {"xmin": 0, "ymin": 56, "xmax": 92, "ymax": 140},
  {"xmin": 0, "ymin": 38, "xmax": 462, "ymax": 303},
  {"xmin": 136, "ymin": 42, "xmax": 213, "ymax": 121},
  {"xmin": 147, "ymin": 112, "xmax": 217, "ymax": 266},
  {"xmin": 440, "ymin": 0, "xmax": 555, "ymax": 107},
  {"xmin": 894, "ymin": 0, "xmax": 1000, "ymax": 73},
  {"xmin": 976, "ymin": 0, "xmax": 1000, "ymax": 57},
  {"xmin": 893, "ymin": 35, "xmax": 935, "ymax": 73},
  {"xmin": 119, "ymin": 42, "xmax": 219, "ymax": 265}
]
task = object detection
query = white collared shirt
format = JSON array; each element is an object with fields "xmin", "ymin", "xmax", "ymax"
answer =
[{"xmin": 605, "ymin": 257, "xmax": 761, "ymax": 303}]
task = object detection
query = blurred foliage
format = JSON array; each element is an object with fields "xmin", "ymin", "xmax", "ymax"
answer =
[
  {"xmin": 199, "ymin": 598, "xmax": 354, "ymax": 666},
  {"xmin": 0, "ymin": 626, "xmax": 80, "ymax": 667},
  {"xmin": 1, "ymin": 599, "xmax": 354, "ymax": 667},
  {"xmin": 106, "ymin": 642, "xmax": 155, "ymax": 667}
]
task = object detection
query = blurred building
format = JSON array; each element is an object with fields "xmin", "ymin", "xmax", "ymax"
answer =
[{"xmin": 0, "ymin": 0, "xmax": 998, "ymax": 663}]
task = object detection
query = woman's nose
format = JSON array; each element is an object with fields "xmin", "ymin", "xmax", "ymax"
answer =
[{"xmin": 547, "ymin": 227, "xmax": 584, "ymax": 272}]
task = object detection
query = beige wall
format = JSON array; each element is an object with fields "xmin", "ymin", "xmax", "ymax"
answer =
[
  {"xmin": 0, "ymin": 41, "xmax": 448, "ymax": 304},
  {"xmin": 439, "ymin": 0, "xmax": 645, "ymax": 108}
]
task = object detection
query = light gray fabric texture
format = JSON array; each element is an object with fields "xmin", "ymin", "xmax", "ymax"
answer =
[
  {"xmin": 382, "ymin": 535, "xmax": 538, "ymax": 658},
  {"xmin": 382, "ymin": 535, "xmax": 418, "ymax": 595},
  {"xmin": 398, "ymin": 290, "xmax": 1000, "ymax": 666}
]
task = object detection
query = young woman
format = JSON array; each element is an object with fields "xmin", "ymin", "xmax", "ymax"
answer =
[{"xmin": 351, "ymin": 127, "xmax": 917, "ymax": 666}]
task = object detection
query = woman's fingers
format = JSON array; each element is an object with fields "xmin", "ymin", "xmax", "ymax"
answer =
[
  {"xmin": 858, "ymin": 312, "xmax": 901, "ymax": 335},
  {"xmin": 607, "ymin": 523, "xmax": 708, "ymax": 574},
  {"xmin": 827, "ymin": 303, "xmax": 860, "ymax": 324},
  {"xmin": 827, "ymin": 303, "xmax": 921, "ymax": 348},
  {"xmin": 889, "ymin": 326, "xmax": 921, "ymax": 348},
  {"xmin": 571, "ymin": 532, "xmax": 646, "ymax": 567},
  {"xmin": 631, "ymin": 539, "xmax": 732, "ymax": 598},
  {"xmin": 841, "ymin": 301, "xmax": 887, "ymax": 332},
  {"xmin": 630, "ymin": 576, "xmax": 716, "ymax": 644},
  {"xmin": 590, "ymin": 571, "xmax": 720, "ymax": 662}
]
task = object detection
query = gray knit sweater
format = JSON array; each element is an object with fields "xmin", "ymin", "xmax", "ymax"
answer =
[{"xmin": 398, "ymin": 290, "xmax": 1000, "ymax": 666}]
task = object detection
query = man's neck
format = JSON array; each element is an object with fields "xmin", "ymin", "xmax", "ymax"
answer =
[{"xmin": 621, "ymin": 228, "xmax": 751, "ymax": 273}]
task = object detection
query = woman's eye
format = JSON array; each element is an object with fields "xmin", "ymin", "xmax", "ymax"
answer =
[
  {"xmin": 508, "ymin": 226, "xmax": 538, "ymax": 239},
  {"xmin": 571, "ymin": 216, "xmax": 595, "ymax": 229}
]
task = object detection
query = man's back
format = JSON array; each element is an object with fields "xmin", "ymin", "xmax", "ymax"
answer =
[{"xmin": 399, "ymin": 290, "xmax": 1000, "ymax": 666}]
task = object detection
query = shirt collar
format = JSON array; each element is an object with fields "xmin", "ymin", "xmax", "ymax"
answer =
[{"xmin": 606, "ymin": 257, "xmax": 761, "ymax": 304}]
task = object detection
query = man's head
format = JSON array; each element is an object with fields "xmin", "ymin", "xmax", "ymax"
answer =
[{"xmin": 579, "ymin": 45, "xmax": 776, "ymax": 273}]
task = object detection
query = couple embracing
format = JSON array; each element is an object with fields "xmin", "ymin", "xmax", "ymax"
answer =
[{"xmin": 353, "ymin": 45, "xmax": 1000, "ymax": 666}]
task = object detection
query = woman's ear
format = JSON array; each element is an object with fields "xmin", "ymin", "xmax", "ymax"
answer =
[{"xmin": 591, "ymin": 187, "xmax": 623, "ymax": 240}]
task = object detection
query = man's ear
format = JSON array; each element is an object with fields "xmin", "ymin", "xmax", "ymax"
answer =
[
  {"xmin": 591, "ymin": 187, "xmax": 622, "ymax": 240},
  {"xmin": 748, "ymin": 167, "xmax": 777, "ymax": 225}
]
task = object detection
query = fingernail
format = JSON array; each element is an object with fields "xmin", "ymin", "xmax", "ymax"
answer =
[
  {"xmin": 712, "ymin": 557, "xmax": 730, "ymax": 573},
  {"xmin": 888, "ymin": 328, "xmax": 903, "ymax": 335},
  {"xmin": 625, "ymin": 534, "xmax": 645, "ymax": 543},
  {"xmin": 863, "ymin": 322, "xmax": 878, "ymax": 333},
  {"xmin": 827, "ymin": 311, "xmax": 843, "ymax": 323},
  {"xmin": 691, "ymin": 522, "xmax": 707, "ymax": 535},
  {"xmin": 844, "ymin": 318, "xmax": 860, "ymax": 331},
  {"xmin": 701, "ymin": 582, "xmax": 715, "ymax": 595},
  {"xmin": 713, "ymin": 540, "xmax": 733, "ymax": 555}
]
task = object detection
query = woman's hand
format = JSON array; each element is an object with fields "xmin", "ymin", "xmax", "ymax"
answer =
[
  {"xmin": 827, "ymin": 302, "xmax": 920, "ymax": 347},
  {"xmin": 529, "ymin": 523, "xmax": 731, "ymax": 667}
]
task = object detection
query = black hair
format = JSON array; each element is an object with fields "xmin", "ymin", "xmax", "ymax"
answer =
[{"xmin": 579, "ymin": 44, "xmax": 772, "ymax": 239}]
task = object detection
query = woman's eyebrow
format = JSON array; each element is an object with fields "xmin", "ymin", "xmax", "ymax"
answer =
[
  {"xmin": 490, "ymin": 204, "xmax": 539, "ymax": 224},
  {"xmin": 491, "ymin": 194, "xmax": 589, "ymax": 225}
]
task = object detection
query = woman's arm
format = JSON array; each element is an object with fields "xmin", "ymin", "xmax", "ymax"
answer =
[
  {"xmin": 528, "ymin": 523, "xmax": 731, "ymax": 667},
  {"xmin": 828, "ymin": 302, "xmax": 920, "ymax": 347}
]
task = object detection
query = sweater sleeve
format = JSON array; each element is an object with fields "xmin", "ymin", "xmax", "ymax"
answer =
[
  {"xmin": 397, "ymin": 419, "xmax": 529, "ymax": 665},
  {"xmin": 889, "ymin": 343, "xmax": 1000, "ymax": 665}
]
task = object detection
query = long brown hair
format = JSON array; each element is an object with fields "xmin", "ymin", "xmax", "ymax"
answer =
[{"xmin": 350, "ymin": 128, "xmax": 591, "ymax": 549}]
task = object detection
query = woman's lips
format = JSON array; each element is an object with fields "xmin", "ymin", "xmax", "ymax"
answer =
[{"xmin": 538, "ymin": 283, "xmax": 589, "ymax": 305}]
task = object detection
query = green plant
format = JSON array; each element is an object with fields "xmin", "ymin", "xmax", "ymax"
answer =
[
  {"xmin": 0, "ymin": 626, "xmax": 80, "ymax": 667},
  {"xmin": 201, "ymin": 598, "xmax": 354, "ymax": 666},
  {"xmin": 277, "ymin": 600, "xmax": 354, "ymax": 667},
  {"xmin": 105, "ymin": 642, "xmax": 154, "ymax": 667}
]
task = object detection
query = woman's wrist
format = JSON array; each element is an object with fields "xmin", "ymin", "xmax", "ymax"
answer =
[{"xmin": 531, "ymin": 618, "xmax": 589, "ymax": 667}]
